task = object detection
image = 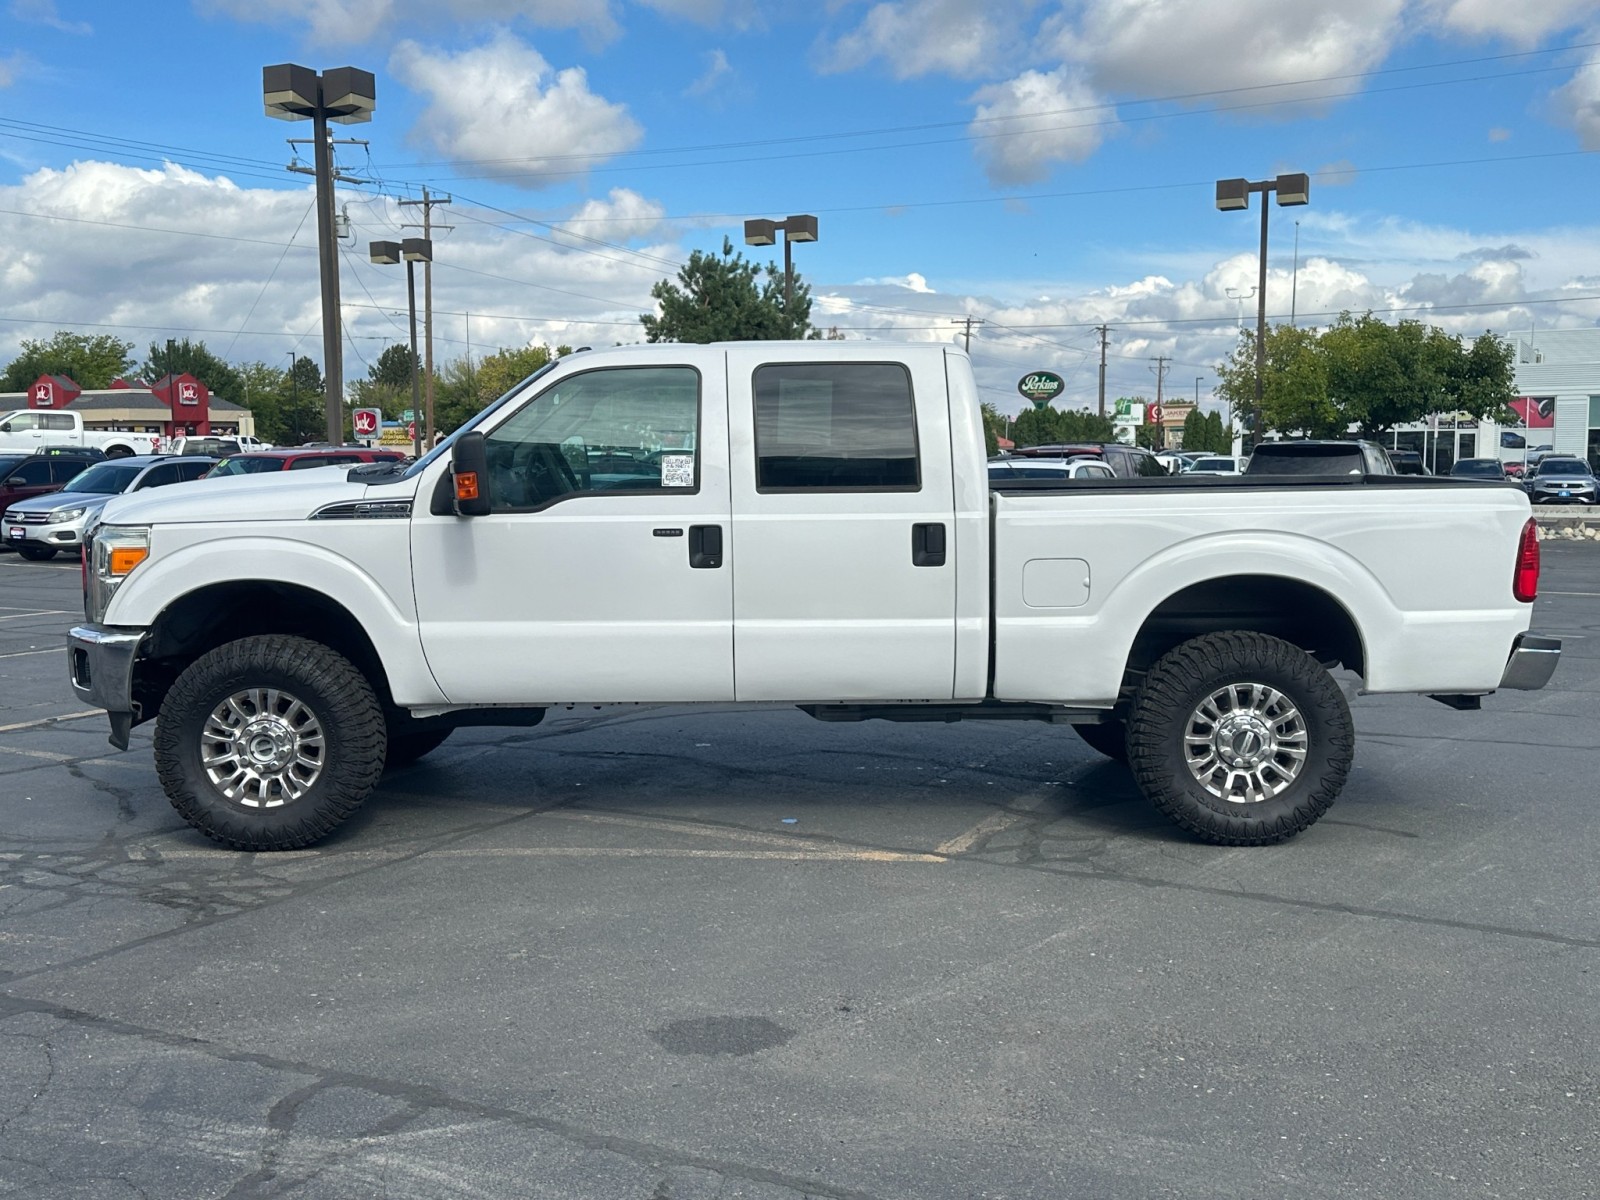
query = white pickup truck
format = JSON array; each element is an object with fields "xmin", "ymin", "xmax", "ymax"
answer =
[
  {"xmin": 0, "ymin": 409, "xmax": 161, "ymax": 458},
  {"xmin": 67, "ymin": 342, "xmax": 1558, "ymax": 851}
]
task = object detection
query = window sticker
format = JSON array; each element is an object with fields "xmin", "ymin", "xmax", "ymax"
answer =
[{"xmin": 660, "ymin": 454, "xmax": 695, "ymax": 488}]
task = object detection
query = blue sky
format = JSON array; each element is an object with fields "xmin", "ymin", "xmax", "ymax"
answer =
[{"xmin": 5, "ymin": 0, "xmax": 1600, "ymax": 415}]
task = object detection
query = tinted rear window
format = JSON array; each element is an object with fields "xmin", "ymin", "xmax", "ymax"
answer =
[
  {"xmin": 1451, "ymin": 461, "xmax": 1504, "ymax": 478},
  {"xmin": 1246, "ymin": 445, "xmax": 1365, "ymax": 475}
]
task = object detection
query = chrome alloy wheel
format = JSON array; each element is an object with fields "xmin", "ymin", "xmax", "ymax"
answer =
[
  {"xmin": 200, "ymin": 688, "xmax": 326, "ymax": 808},
  {"xmin": 1182, "ymin": 682, "xmax": 1308, "ymax": 804}
]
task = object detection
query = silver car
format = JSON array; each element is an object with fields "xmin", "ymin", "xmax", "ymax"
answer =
[
  {"xmin": 1526, "ymin": 456, "xmax": 1598, "ymax": 505},
  {"xmin": 1, "ymin": 455, "xmax": 215, "ymax": 561}
]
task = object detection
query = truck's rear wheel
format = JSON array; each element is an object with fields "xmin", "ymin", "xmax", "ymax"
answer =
[
  {"xmin": 154, "ymin": 635, "xmax": 386, "ymax": 850},
  {"xmin": 1126, "ymin": 632, "xmax": 1353, "ymax": 846},
  {"xmin": 104, "ymin": 444, "xmax": 134, "ymax": 459},
  {"xmin": 1072, "ymin": 719, "xmax": 1128, "ymax": 763}
]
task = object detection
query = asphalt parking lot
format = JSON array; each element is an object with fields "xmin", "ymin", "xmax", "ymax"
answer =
[{"xmin": 1, "ymin": 546, "xmax": 1595, "ymax": 1200}]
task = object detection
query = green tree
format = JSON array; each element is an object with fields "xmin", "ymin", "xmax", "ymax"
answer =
[
  {"xmin": 1011, "ymin": 404, "xmax": 1118, "ymax": 447},
  {"xmin": 350, "ymin": 343, "xmax": 422, "ymax": 421},
  {"xmin": 1217, "ymin": 324, "xmax": 1338, "ymax": 439},
  {"xmin": 1, "ymin": 331, "xmax": 136, "ymax": 390},
  {"xmin": 1181, "ymin": 407, "xmax": 1204, "ymax": 450},
  {"xmin": 431, "ymin": 345, "xmax": 558, "ymax": 436},
  {"xmin": 641, "ymin": 237, "xmax": 813, "ymax": 342},
  {"xmin": 142, "ymin": 338, "xmax": 246, "ymax": 406},
  {"xmin": 1205, "ymin": 410, "xmax": 1228, "ymax": 453},
  {"xmin": 980, "ymin": 401, "xmax": 1003, "ymax": 456}
]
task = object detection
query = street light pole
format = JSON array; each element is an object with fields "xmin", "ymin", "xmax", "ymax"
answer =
[
  {"xmin": 1215, "ymin": 172, "xmax": 1310, "ymax": 449},
  {"xmin": 743, "ymin": 214, "xmax": 819, "ymax": 335},
  {"xmin": 264, "ymin": 64, "xmax": 376, "ymax": 447},
  {"xmin": 369, "ymin": 238, "xmax": 432, "ymax": 458}
]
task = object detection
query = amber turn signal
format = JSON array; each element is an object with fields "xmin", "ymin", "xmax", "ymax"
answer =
[
  {"xmin": 455, "ymin": 471, "xmax": 480, "ymax": 501},
  {"xmin": 108, "ymin": 546, "xmax": 149, "ymax": 575}
]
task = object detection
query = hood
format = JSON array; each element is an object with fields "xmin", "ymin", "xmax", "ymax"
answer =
[
  {"xmin": 6, "ymin": 490, "xmax": 119, "ymax": 515},
  {"xmin": 98, "ymin": 468, "xmax": 416, "ymax": 527}
]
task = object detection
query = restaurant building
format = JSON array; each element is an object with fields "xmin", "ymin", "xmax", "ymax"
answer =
[{"xmin": 0, "ymin": 373, "xmax": 255, "ymax": 441}]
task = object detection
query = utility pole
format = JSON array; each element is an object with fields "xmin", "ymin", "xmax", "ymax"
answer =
[
  {"xmin": 1096, "ymin": 324, "xmax": 1110, "ymax": 419},
  {"xmin": 951, "ymin": 316, "xmax": 984, "ymax": 352},
  {"xmin": 401, "ymin": 187, "xmax": 452, "ymax": 447},
  {"xmin": 1149, "ymin": 356, "xmax": 1170, "ymax": 450}
]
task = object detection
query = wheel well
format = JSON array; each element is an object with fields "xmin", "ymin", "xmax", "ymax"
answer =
[
  {"xmin": 1127, "ymin": 575, "xmax": 1365, "ymax": 680},
  {"xmin": 137, "ymin": 582, "xmax": 393, "ymax": 722},
  {"xmin": 104, "ymin": 444, "xmax": 134, "ymax": 459}
]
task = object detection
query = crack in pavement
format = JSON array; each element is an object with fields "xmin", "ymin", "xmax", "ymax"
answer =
[{"xmin": 0, "ymin": 995, "xmax": 884, "ymax": 1200}]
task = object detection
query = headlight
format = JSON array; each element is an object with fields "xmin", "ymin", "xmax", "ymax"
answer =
[
  {"xmin": 86, "ymin": 525, "xmax": 151, "ymax": 624},
  {"xmin": 45, "ymin": 507, "xmax": 87, "ymax": 524}
]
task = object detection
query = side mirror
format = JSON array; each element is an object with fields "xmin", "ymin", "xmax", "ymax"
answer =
[
  {"xmin": 0, "ymin": 422, "xmax": 10, "ymax": 433},
  {"xmin": 451, "ymin": 431, "xmax": 492, "ymax": 516}
]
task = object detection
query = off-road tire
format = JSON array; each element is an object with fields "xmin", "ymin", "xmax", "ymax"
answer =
[
  {"xmin": 154, "ymin": 635, "xmax": 386, "ymax": 850},
  {"xmin": 1072, "ymin": 719, "xmax": 1128, "ymax": 764},
  {"xmin": 16, "ymin": 545, "xmax": 57, "ymax": 561},
  {"xmin": 1126, "ymin": 631, "xmax": 1353, "ymax": 846},
  {"xmin": 385, "ymin": 728, "xmax": 453, "ymax": 769}
]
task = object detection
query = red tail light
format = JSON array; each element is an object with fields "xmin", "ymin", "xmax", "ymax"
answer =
[{"xmin": 1513, "ymin": 517, "xmax": 1540, "ymax": 603}]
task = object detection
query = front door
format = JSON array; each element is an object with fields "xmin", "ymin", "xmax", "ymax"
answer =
[
  {"xmin": 412, "ymin": 356, "xmax": 734, "ymax": 705},
  {"xmin": 724, "ymin": 350, "xmax": 958, "ymax": 702}
]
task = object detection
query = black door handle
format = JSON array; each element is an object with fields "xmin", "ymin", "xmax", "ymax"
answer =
[
  {"xmin": 689, "ymin": 524, "xmax": 722, "ymax": 569},
  {"xmin": 912, "ymin": 522, "xmax": 945, "ymax": 567}
]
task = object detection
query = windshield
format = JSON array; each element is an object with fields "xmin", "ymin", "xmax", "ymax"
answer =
[
  {"xmin": 1536, "ymin": 458, "xmax": 1589, "ymax": 476},
  {"xmin": 62, "ymin": 462, "xmax": 144, "ymax": 494},
  {"xmin": 209, "ymin": 456, "xmax": 287, "ymax": 476},
  {"xmin": 399, "ymin": 359, "xmax": 563, "ymax": 481}
]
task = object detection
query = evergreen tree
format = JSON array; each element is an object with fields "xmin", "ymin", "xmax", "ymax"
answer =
[{"xmin": 642, "ymin": 238, "xmax": 814, "ymax": 342}]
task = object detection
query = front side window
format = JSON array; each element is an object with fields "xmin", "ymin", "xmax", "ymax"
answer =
[
  {"xmin": 4, "ymin": 413, "xmax": 40, "ymax": 432},
  {"xmin": 5, "ymin": 460, "xmax": 51, "ymax": 487},
  {"xmin": 752, "ymin": 363, "xmax": 918, "ymax": 491},
  {"xmin": 135, "ymin": 465, "xmax": 181, "ymax": 489},
  {"xmin": 484, "ymin": 366, "xmax": 701, "ymax": 512}
]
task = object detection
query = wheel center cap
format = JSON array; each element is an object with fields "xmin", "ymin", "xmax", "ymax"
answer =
[
  {"xmin": 1215, "ymin": 713, "xmax": 1273, "ymax": 769},
  {"xmin": 241, "ymin": 718, "xmax": 295, "ymax": 770}
]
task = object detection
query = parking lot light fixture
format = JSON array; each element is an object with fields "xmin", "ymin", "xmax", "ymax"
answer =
[
  {"xmin": 743, "ymin": 214, "xmax": 819, "ymax": 333},
  {"xmin": 368, "ymin": 238, "xmax": 430, "ymax": 458},
  {"xmin": 1214, "ymin": 173, "xmax": 1310, "ymax": 450},
  {"xmin": 263, "ymin": 63, "xmax": 376, "ymax": 447}
]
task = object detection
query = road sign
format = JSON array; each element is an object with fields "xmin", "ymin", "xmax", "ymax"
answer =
[
  {"xmin": 399, "ymin": 409, "xmax": 415, "ymax": 423},
  {"xmin": 1149, "ymin": 404, "xmax": 1164, "ymax": 424},
  {"xmin": 352, "ymin": 408, "xmax": 381, "ymax": 438}
]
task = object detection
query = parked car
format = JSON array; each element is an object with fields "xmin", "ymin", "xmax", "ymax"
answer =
[
  {"xmin": 1388, "ymin": 449, "xmax": 1430, "ymax": 476},
  {"xmin": 2, "ymin": 455, "xmax": 217, "ymax": 560},
  {"xmin": 1450, "ymin": 459, "xmax": 1511, "ymax": 480},
  {"xmin": 1244, "ymin": 440, "xmax": 1396, "ymax": 476},
  {"xmin": 1525, "ymin": 456, "xmax": 1598, "ymax": 505},
  {"xmin": 1008, "ymin": 442, "xmax": 1167, "ymax": 478},
  {"xmin": 168, "ymin": 436, "xmax": 242, "ymax": 458},
  {"xmin": 0, "ymin": 450, "xmax": 103, "ymax": 529},
  {"xmin": 205, "ymin": 447, "xmax": 408, "ymax": 477},
  {"xmin": 988, "ymin": 456, "xmax": 1117, "ymax": 483},
  {"xmin": 1182, "ymin": 455, "xmax": 1242, "ymax": 475}
]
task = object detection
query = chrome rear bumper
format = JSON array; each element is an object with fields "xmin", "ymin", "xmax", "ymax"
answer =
[{"xmin": 1499, "ymin": 632, "xmax": 1561, "ymax": 691}]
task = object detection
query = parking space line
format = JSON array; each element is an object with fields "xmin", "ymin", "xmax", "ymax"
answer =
[
  {"xmin": 428, "ymin": 847, "xmax": 945, "ymax": 862},
  {"xmin": 0, "ymin": 746, "xmax": 75, "ymax": 763},
  {"xmin": 935, "ymin": 810, "xmax": 1023, "ymax": 855},
  {"xmin": 0, "ymin": 647, "xmax": 63, "ymax": 660},
  {"xmin": 0, "ymin": 610, "xmax": 71, "ymax": 621},
  {"xmin": 553, "ymin": 810, "xmax": 842, "ymax": 849},
  {"xmin": 0, "ymin": 709, "xmax": 104, "ymax": 734}
]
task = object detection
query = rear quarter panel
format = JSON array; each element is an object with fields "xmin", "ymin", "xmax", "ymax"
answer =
[{"xmin": 991, "ymin": 482, "xmax": 1533, "ymax": 705}]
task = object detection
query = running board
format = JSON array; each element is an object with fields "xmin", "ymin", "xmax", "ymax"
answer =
[{"xmin": 799, "ymin": 702, "xmax": 1111, "ymax": 725}]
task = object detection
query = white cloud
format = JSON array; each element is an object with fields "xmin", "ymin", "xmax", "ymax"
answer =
[
  {"xmin": 198, "ymin": 0, "xmax": 616, "ymax": 46},
  {"xmin": 685, "ymin": 49, "xmax": 733, "ymax": 97},
  {"xmin": 558, "ymin": 188, "xmax": 667, "ymax": 242},
  {"xmin": 0, "ymin": 160, "xmax": 683, "ymax": 377},
  {"xmin": 968, "ymin": 69, "xmax": 1110, "ymax": 186},
  {"xmin": 0, "ymin": 51, "xmax": 25, "ymax": 88},
  {"xmin": 390, "ymin": 32, "xmax": 643, "ymax": 188},
  {"xmin": 1057, "ymin": 0, "xmax": 1407, "ymax": 102},
  {"xmin": 1553, "ymin": 51, "xmax": 1600, "ymax": 149},
  {"xmin": 9, "ymin": 0, "xmax": 92, "ymax": 35},
  {"xmin": 1416, "ymin": 0, "xmax": 1600, "ymax": 45},
  {"xmin": 819, "ymin": 0, "xmax": 1032, "ymax": 79}
]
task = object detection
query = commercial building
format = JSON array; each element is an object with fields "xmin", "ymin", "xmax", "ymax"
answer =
[{"xmin": 0, "ymin": 373, "xmax": 255, "ymax": 441}]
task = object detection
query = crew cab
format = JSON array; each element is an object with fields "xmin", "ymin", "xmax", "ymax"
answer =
[
  {"xmin": 0, "ymin": 410, "xmax": 161, "ymax": 459},
  {"xmin": 66, "ymin": 343, "xmax": 1559, "ymax": 852}
]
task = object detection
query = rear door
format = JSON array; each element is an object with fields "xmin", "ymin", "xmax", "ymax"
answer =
[{"xmin": 724, "ymin": 350, "xmax": 957, "ymax": 701}]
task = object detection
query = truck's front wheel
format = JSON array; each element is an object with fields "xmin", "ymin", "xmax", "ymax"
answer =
[
  {"xmin": 154, "ymin": 635, "xmax": 386, "ymax": 851},
  {"xmin": 1126, "ymin": 632, "xmax": 1353, "ymax": 846}
]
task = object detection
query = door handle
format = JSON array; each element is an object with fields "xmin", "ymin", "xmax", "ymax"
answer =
[
  {"xmin": 912, "ymin": 522, "xmax": 946, "ymax": 567},
  {"xmin": 689, "ymin": 524, "xmax": 722, "ymax": 569}
]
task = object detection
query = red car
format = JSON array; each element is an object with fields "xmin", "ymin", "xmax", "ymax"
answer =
[{"xmin": 205, "ymin": 448, "xmax": 407, "ymax": 478}]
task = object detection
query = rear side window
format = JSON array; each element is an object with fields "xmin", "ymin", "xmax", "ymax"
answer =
[
  {"xmin": 1133, "ymin": 451, "xmax": 1166, "ymax": 477},
  {"xmin": 49, "ymin": 459, "xmax": 94, "ymax": 483},
  {"xmin": 753, "ymin": 363, "xmax": 919, "ymax": 491},
  {"xmin": 41, "ymin": 413, "xmax": 75, "ymax": 431}
]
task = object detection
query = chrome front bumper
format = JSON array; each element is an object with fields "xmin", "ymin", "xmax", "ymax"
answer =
[
  {"xmin": 67, "ymin": 624, "xmax": 147, "ymax": 750},
  {"xmin": 1499, "ymin": 632, "xmax": 1561, "ymax": 691}
]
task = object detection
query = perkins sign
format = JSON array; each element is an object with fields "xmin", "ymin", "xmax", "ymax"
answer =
[{"xmin": 1017, "ymin": 371, "xmax": 1065, "ymax": 410}]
